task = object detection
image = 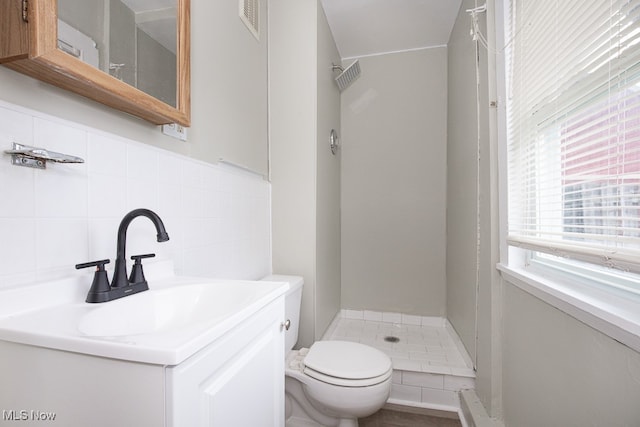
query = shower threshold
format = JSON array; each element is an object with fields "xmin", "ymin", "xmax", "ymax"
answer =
[{"xmin": 322, "ymin": 310, "xmax": 475, "ymax": 413}]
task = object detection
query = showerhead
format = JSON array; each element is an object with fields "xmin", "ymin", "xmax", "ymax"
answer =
[{"xmin": 333, "ymin": 60, "xmax": 361, "ymax": 92}]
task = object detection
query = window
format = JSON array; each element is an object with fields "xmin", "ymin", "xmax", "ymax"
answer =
[{"xmin": 506, "ymin": 0, "xmax": 640, "ymax": 275}]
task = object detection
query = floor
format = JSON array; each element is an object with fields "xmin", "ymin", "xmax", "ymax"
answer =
[
  {"xmin": 323, "ymin": 310, "xmax": 473, "ymax": 376},
  {"xmin": 323, "ymin": 310, "xmax": 475, "ymax": 409},
  {"xmin": 359, "ymin": 406, "xmax": 462, "ymax": 427}
]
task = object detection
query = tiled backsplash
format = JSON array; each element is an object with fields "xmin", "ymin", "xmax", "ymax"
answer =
[{"xmin": 0, "ymin": 101, "xmax": 271, "ymax": 289}]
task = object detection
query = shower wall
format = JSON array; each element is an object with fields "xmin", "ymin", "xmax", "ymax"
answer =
[
  {"xmin": 340, "ymin": 48, "xmax": 448, "ymax": 316},
  {"xmin": 446, "ymin": 0, "xmax": 490, "ymax": 374},
  {"xmin": 446, "ymin": 0, "xmax": 495, "ymax": 412}
]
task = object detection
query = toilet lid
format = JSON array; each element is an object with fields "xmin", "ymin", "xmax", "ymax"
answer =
[{"xmin": 303, "ymin": 341, "xmax": 392, "ymax": 382}]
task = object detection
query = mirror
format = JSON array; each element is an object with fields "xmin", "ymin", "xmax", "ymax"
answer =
[
  {"xmin": 0, "ymin": 0, "xmax": 189, "ymax": 126},
  {"xmin": 57, "ymin": 0, "xmax": 177, "ymax": 107}
]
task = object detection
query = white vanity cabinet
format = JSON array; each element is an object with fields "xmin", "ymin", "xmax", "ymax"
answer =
[
  {"xmin": 166, "ymin": 297, "xmax": 285, "ymax": 426},
  {"xmin": 0, "ymin": 297, "xmax": 285, "ymax": 427}
]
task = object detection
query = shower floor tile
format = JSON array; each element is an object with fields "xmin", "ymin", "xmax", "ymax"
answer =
[
  {"xmin": 323, "ymin": 311, "xmax": 474, "ymax": 377},
  {"xmin": 322, "ymin": 310, "xmax": 475, "ymax": 410}
]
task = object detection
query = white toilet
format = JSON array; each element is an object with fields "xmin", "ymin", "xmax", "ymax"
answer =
[{"xmin": 262, "ymin": 275, "xmax": 392, "ymax": 427}]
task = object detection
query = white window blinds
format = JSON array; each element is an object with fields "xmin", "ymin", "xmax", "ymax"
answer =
[{"xmin": 506, "ymin": 0, "xmax": 640, "ymax": 272}]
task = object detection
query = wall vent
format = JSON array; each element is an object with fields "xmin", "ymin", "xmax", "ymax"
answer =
[{"xmin": 240, "ymin": 0, "xmax": 259, "ymax": 40}]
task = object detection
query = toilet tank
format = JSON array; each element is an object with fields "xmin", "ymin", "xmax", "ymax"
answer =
[{"xmin": 261, "ymin": 275, "xmax": 304, "ymax": 352}]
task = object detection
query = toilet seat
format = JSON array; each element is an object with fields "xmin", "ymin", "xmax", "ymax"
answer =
[
  {"xmin": 302, "ymin": 341, "xmax": 393, "ymax": 387},
  {"xmin": 303, "ymin": 366, "xmax": 391, "ymax": 387}
]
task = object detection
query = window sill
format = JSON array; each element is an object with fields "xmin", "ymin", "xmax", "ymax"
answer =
[{"xmin": 497, "ymin": 263, "xmax": 640, "ymax": 353}]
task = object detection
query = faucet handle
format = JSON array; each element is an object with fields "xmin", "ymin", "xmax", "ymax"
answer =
[
  {"xmin": 75, "ymin": 259, "xmax": 111, "ymax": 271},
  {"xmin": 129, "ymin": 254, "xmax": 155, "ymax": 285},
  {"xmin": 131, "ymin": 254, "xmax": 155, "ymax": 262},
  {"xmin": 75, "ymin": 259, "xmax": 112, "ymax": 302}
]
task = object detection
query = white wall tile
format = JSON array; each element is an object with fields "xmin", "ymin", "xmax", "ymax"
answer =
[
  {"xmin": 36, "ymin": 218, "xmax": 88, "ymax": 271},
  {"xmin": 0, "ymin": 106, "xmax": 34, "ymax": 143},
  {"xmin": 88, "ymin": 133, "xmax": 126, "ymax": 177},
  {"xmin": 88, "ymin": 173, "xmax": 126, "ymax": 218},
  {"xmin": 235, "ymin": 237, "xmax": 271, "ymax": 280},
  {"xmin": 87, "ymin": 218, "xmax": 119, "ymax": 262},
  {"xmin": 182, "ymin": 218, "xmax": 206, "ymax": 250},
  {"xmin": 0, "ymin": 155, "xmax": 35, "ymax": 217},
  {"xmin": 202, "ymin": 166, "xmax": 219, "ymax": 192},
  {"xmin": 0, "ymin": 102, "xmax": 271, "ymax": 287},
  {"xmin": 0, "ymin": 219, "xmax": 36, "ymax": 276},
  {"xmin": 202, "ymin": 189, "xmax": 218, "ymax": 219},
  {"xmin": 35, "ymin": 167, "xmax": 88, "ymax": 218},
  {"xmin": 126, "ymin": 144, "xmax": 158, "ymax": 183},
  {"xmin": 344, "ymin": 310, "xmax": 364, "ymax": 320},
  {"xmin": 181, "ymin": 187, "xmax": 205, "ymax": 219},
  {"xmin": 158, "ymin": 184, "xmax": 182, "ymax": 219},
  {"xmin": 401, "ymin": 314, "xmax": 423, "ymax": 325},
  {"xmin": 182, "ymin": 244, "xmax": 223, "ymax": 277},
  {"xmin": 383, "ymin": 312, "xmax": 402, "ymax": 323},
  {"xmin": 422, "ymin": 316, "xmax": 445, "ymax": 327},
  {"xmin": 126, "ymin": 178, "xmax": 158, "ymax": 212},
  {"xmin": 392, "ymin": 370, "xmax": 403, "ymax": 384},
  {"xmin": 390, "ymin": 384, "xmax": 422, "ymax": 402},
  {"xmin": 402, "ymin": 371, "xmax": 445, "ymax": 389},
  {"xmin": 181, "ymin": 159, "xmax": 205, "ymax": 189},
  {"xmin": 158, "ymin": 152, "xmax": 182, "ymax": 185},
  {"xmin": 364, "ymin": 310, "xmax": 383, "ymax": 321}
]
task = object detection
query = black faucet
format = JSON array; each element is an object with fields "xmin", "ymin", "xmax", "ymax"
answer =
[
  {"xmin": 76, "ymin": 209, "xmax": 170, "ymax": 303},
  {"xmin": 111, "ymin": 209, "xmax": 170, "ymax": 288}
]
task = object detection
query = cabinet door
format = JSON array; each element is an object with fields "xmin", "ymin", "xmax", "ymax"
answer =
[{"xmin": 167, "ymin": 299, "xmax": 285, "ymax": 427}]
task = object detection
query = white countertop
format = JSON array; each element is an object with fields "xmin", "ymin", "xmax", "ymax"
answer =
[{"xmin": 0, "ymin": 262, "xmax": 288, "ymax": 365}]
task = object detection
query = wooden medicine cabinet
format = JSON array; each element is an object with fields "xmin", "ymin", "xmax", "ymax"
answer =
[{"xmin": 0, "ymin": 0, "xmax": 190, "ymax": 126}]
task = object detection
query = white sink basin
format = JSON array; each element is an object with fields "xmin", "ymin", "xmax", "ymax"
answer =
[
  {"xmin": 0, "ymin": 262, "xmax": 288, "ymax": 365},
  {"xmin": 78, "ymin": 282, "xmax": 258, "ymax": 337}
]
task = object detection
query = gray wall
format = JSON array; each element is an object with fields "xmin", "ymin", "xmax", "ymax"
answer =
[
  {"xmin": 340, "ymin": 48, "xmax": 448, "ymax": 316},
  {"xmin": 502, "ymin": 284, "xmax": 640, "ymax": 426},
  {"xmin": 190, "ymin": 0, "xmax": 268, "ymax": 174},
  {"xmin": 270, "ymin": 0, "xmax": 341, "ymax": 347},
  {"xmin": 0, "ymin": 0, "xmax": 269, "ymax": 174},
  {"xmin": 269, "ymin": 0, "xmax": 318, "ymax": 349}
]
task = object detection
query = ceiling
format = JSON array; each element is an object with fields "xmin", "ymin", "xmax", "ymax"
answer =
[{"xmin": 319, "ymin": 0, "xmax": 463, "ymax": 60}]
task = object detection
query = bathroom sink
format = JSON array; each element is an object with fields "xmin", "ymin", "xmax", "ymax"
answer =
[
  {"xmin": 0, "ymin": 262, "xmax": 288, "ymax": 365},
  {"xmin": 78, "ymin": 282, "xmax": 259, "ymax": 337}
]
